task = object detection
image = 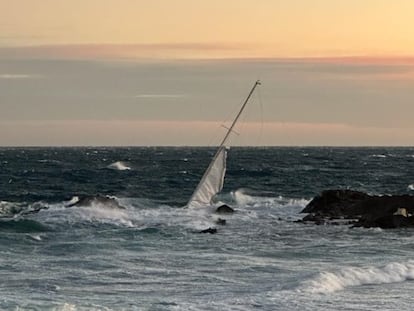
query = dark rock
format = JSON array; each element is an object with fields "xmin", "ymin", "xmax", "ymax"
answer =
[
  {"xmin": 302, "ymin": 189, "xmax": 370, "ymax": 217},
  {"xmin": 351, "ymin": 196, "xmax": 414, "ymax": 228},
  {"xmin": 215, "ymin": 218, "xmax": 226, "ymax": 225},
  {"xmin": 199, "ymin": 227, "xmax": 217, "ymax": 234},
  {"xmin": 215, "ymin": 204, "xmax": 235, "ymax": 214},
  {"xmin": 301, "ymin": 189, "xmax": 414, "ymax": 229},
  {"xmin": 302, "ymin": 213, "xmax": 327, "ymax": 225}
]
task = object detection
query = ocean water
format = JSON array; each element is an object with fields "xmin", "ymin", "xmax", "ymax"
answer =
[{"xmin": 1, "ymin": 147, "xmax": 414, "ymax": 310}]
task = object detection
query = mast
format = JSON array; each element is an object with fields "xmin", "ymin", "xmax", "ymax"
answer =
[
  {"xmin": 218, "ymin": 80, "xmax": 261, "ymax": 148},
  {"xmin": 188, "ymin": 80, "xmax": 261, "ymax": 207}
]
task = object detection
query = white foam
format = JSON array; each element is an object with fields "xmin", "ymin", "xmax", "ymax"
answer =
[
  {"xmin": 408, "ymin": 184, "xmax": 414, "ymax": 191},
  {"xmin": 371, "ymin": 154, "xmax": 387, "ymax": 158},
  {"xmin": 0, "ymin": 200, "xmax": 24, "ymax": 216},
  {"xmin": 26, "ymin": 192, "xmax": 308, "ymax": 231},
  {"xmin": 300, "ymin": 261, "xmax": 414, "ymax": 294},
  {"xmin": 123, "ymin": 199, "xmax": 215, "ymax": 231},
  {"xmin": 233, "ymin": 189, "xmax": 256, "ymax": 206},
  {"xmin": 55, "ymin": 303, "xmax": 77, "ymax": 311},
  {"xmin": 0, "ymin": 200, "xmax": 13, "ymax": 207},
  {"xmin": 108, "ymin": 161, "xmax": 131, "ymax": 171},
  {"xmin": 72, "ymin": 205, "xmax": 134, "ymax": 227},
  {"xmin": 232, "ymin": 189, "xmax": 309, "ymax": 209},
  {"xmin": 23, "ymin": 198, "xmax": 132, "ymax": 227},
  {"xmin": 65, "ymin": 196, "xmax": 80, "ymax": 206},
  {"xmin": 27, "ymin": 234, "xmax": 42, "ymax": 241},
  {"xmin": 31, "ymin": 197, "xmax": 215, "ymax": 231}
]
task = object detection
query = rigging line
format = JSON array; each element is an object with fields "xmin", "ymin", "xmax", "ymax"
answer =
[
  {"xmin": 207, "ymin": 87, "xmax": 248, "ymax": 147},
  {"xmin": 257, "ymin": 82, "xmax": 264, "ymax": 146},
  {"xmin": 221, "ymin": 125, "xmax": 240, "ymax": 136},
  {"xmin": 207, "ymin": 120, "xmax": 224, "ymax": 147},
  {"xmin": 218, "ymin": 80, "xmax": 261, "ymax": 148},
  {"xmin": 220, "ymin": 90, "xmax": 250, "ymax": 143},
  {"xmin": 209, "ymin": 81, "xmax": 261, "ymax": 147},
  {"xmin": 237, "ymin": 80, "xmax": 263, "ymax": 146}
]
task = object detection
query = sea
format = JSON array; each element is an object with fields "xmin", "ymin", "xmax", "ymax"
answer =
[{"xmin": 1, "ymin": 146, "xmax": 414, "ymax": 311}]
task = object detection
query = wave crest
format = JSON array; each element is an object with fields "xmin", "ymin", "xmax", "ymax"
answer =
[
  {"xmin": 232, "ymin": 189, "xmax": 309, "ymax": 209},
  {"xmin": 300, "ymin": 261, "xmax": 414, "ymax": 293}
]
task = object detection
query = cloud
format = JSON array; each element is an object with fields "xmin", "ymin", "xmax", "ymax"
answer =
[
  {"xmin": 1, "ymin": 43, "xmax": 414, "ymax": 64},
  {"xmin": 0, "ymin": 43, "xmax": 249, "ymax": 60},
  {"xmin": 134, "ymin": 94, "xmax": 188, "ymax": 99},
  {"xmin": 0, "ymin": 74, "xmax": 42, "ymax": 79}
]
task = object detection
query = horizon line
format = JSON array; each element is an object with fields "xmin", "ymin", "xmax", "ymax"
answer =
[
  {"xmin": 0, "ymin": 145, "xmax": 413, "ymax": 148},
  {"xmin": 1, "ymin": 43, "xmax": 414, "ymax": 63}
]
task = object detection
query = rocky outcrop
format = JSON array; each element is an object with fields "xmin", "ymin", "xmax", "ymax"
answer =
[{"xmin": 300, "ymin": 189, "xmax": 414, "ymax": 228}]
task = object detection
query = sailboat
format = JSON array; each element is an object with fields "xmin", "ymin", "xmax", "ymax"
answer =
[{"xmin": 187, "ymin": 80, "xmax": 261, "ymax": 209}]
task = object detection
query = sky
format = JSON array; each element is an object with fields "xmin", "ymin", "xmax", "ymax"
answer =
[{"xmin": 1, "ymin": 0, "xmax": 414, "ymax": 146}]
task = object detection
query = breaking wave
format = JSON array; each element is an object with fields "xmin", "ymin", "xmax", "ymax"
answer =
[
  {"xmin": 0, "ymin": 200, "xmax": 24, "ymax": 217},
  {"xmin": 231, "ymin": 189, "xmax": 309, "ymax": 209},
  {"xmin": 300, "ymin": 261, "xmax": 414, "ymax": 293},
  {"xmin": 108, "ymin": 161, "xmax": 131, "ymax": 171},
  {"xmin": 408, "ymin": 184, "xmax": 414, "ymax": 191},
  {"xmin": 0, "ymin": 192, "xmax": 303, "ymax": 232},
  {"xmin": 60, "ymin": 205, "xmax": 135, "ymax": 227},
  {"xmin": 0, "ymin": 197, "xmax": 215, "ymax": 231}
]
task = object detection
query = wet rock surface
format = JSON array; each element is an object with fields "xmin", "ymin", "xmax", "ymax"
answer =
[
  {"xmin": 300, "ymin": 189, "xmax": 414, "ymax": 228},
  {"xmin": 214, "ymin": 204, "xmax": 235, "ymax": 214}
]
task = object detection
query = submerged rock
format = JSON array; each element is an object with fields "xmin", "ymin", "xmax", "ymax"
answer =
[
  {"xmin": 215, "ymin": 204, "xmax": 235, "ymax": 214},
  {"xmin": 199, "ymin": 227, "xmax": 218, "ymax": 234},
  {"xmin": 301, "ymin": 189, "xmax": 414, "ymax": 229}
]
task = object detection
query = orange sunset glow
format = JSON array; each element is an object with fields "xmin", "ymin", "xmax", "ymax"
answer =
[
  {"xmin": 2, "ymin": 0, "xmax": 414, "ymax": 59},
  {"xmin": 1, "ymin": 0, "xmax": 414, "ymax": 146}
]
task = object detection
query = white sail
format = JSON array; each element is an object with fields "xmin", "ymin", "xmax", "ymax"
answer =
[
  {"xmin": 188, "ymin": 147, "xmax": 227, "ymax": 208},
  {"xmin": 187, "ymin": 80, "xmax": 261, "ymax": 209}
]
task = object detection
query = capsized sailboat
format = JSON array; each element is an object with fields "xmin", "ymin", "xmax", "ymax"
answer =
[{"xmin": 187, "ymin": 80, "xmax": 261, "ymax": 209}]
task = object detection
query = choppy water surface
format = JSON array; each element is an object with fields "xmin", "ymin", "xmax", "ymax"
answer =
[{"xmin": 1, "ymin": 147, "xmax": 414, "ymax": 310}]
